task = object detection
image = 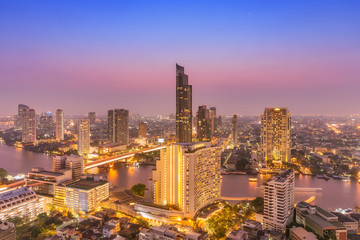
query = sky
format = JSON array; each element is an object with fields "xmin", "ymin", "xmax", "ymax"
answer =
[{"xmin": 1, "ymin": 0, "xmax": 360, "ymax": 116}]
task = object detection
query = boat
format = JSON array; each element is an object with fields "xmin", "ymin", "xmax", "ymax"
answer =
[
  {"xmin": 248, "ymin": 178, "xmax": 258, "ymax": 182},
  {"xmin": 333, "ymin": 175, "xmax": 341, "ymax": 180},
  {"xmin": 316, "ymin": 175, "xmax": 323, "ymax": 179},
  {"xmin": 342, "ymin": 176, "xmax": 350, "ymax": 182},
  {"xmin": 323, "ymin": 174, "xmax": 330, "ymax": 180}
]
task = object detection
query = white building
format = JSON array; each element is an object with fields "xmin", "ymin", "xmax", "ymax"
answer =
[
  {"xmin": 0, "ymin": 187, "xmax": 45, "ymax": 222},
  {"xmin": 78, "ymin": 119, "xmax": 90, "ymax": 155},
  {"xmin": 21, "ymin": 108, "xmax": 36, "ymax": 143},
  {"xmin": 264, "ymin": 169, "xmax": 295, "ymax": 231},
  {"xmin": 56, "ymin": 109, "xmax": 64, "ymax": 141},
  {"xmin": 151, "ymin": 142, "xmax": 221, "ymax": 218}
]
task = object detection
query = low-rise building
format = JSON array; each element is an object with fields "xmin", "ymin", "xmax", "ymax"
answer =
[
  {"xmin": 0, "ymin": 220, "xmax": 16, "ymax": 240},
  {"xmin": 289, "ymin": 227, "xmax": 317, "ymax": 240},
  {"xmin": 331, "ymin": 212, "xmax": 358, "ymax": 234}
]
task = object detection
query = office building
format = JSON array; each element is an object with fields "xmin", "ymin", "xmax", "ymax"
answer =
[
  {"xmin": 196, "ymin": 105, "xmax": 211, "ymax": 142},
  {"xmin": 209, "ymin": 107, "xmax": 216, "ymax": 135},
  {"xmin": 231, "ymin": 114, "xmax": 238, "ymax": 147},
  {"xmin": 21, "ymin": 108, "xmax": 36, "ymax": 143},
  {"xmin": 0, "ymin": 220, "xmax": 16, "ymax": 240},
  {"xmin": 88, "ymin": 112, "xmax": 96, "ymax": 125},
  {"xmin": 261, "ymin": 107, "xmax": 291, "ymax": 166},
  {"xmin": 0, "ymin": 187, "xmax": 45, "ymax": 222},
  {"xmin": 56, "ymin": 109, "xmax": 64, "ymax": 141},
  {"xmin": 264, "ymin": 169, "xmax": 295, "ymax": 231},
  {"xmin": 108, "ymin": 109, "xmax": 129, "ymax": 145},
  {"xmin": 65, "ymin": 156, "xmax": 84, "ymax": 180},
  {"xmin": 78, "ymin": 119, "xmax": 90, "ymax": 155},
  {"xmin": 64, "ymin": 177, "xmax": 109, "ymax": 213},
  {"xmin": 15, "ymin": 104, "xmax": 29, "ymax": 129},
  {"xmin": 151, "ymin": 142, "xmax": 221, "ymax": 218},
  {"xmin": 289, "ymin": 227, "xmax": 317, "ymax": 240},
  {"xmin": 52, "ymin": 156, "xmax": 67, "ymax": 173},
  {"xmin": 176, "ymin": 64, "xmax": 192, "ymax": 143},
  {"xmin": 39, "ymin": 112, "xmax": 54, "ymax": 132},
  {"xmin": 138, "ymin": 122, "xmax": 147, "ymax": 139}
]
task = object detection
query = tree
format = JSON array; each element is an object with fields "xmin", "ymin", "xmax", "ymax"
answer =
[
  {"xmin": 0, "ymin": 168, "xmax": 8, "ymax": 183},
  {"xmin": 131, "ymin": 183, "xmax": 146, "ymax": 197}
]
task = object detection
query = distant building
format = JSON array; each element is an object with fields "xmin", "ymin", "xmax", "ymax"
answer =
[
  {"xmin": 21, "ymin": 108, "xmax": 36, "ymax": 143},
  {"xmin": 261, "ymin": 107, "xmax": 291, "ymax": 166},
  {"xmin": 39, "ymin": 112, "xmax": 54, "ymax": 132},
  {"xmin": 56, "ymin": 109, "xmax": 64, "ymax": 141},
  {"xmin": 15, "ymin": 104, "xmax": 29, "ymax": 130},
  {"xmin": 209, "ymin": 107, "xmax": 217, "ymax": 135},
  {"xmin": 99, "ymin": 143, "xmax": 127, "ymax": 154},
  {"xmin": 151, "ymin": 142, "xmax": 221, "ymax": 218},
  {"xmin": 264, "ymin": 169, "xmax": 295, "ymax": 231},
  {"xmin": 231, "ymin": 114, "xmax": 238, "ymax": 147},
  {"xmin": 196, "ymin": 105, "xmax": 211, "ymax": 142},
  {"xmin": 138, "ymin": 122, "xmax": 147, "ymax": 139},
  {"xmin": 88, "ymin": 112, "xmax": 96, "ymax": 125},
  {"xmin": 0, "ymin": 187, "xmax": 45, "ymax": 222},
  {"xmin": 139, "ymin": 225, "xmax": 202, "ymax": 240},
  {"xmin": 0, "ymin": 220, "xmax": 16, "ymax": 240},
  {"xmin": 176, "ymin": 64, "xmax": 192, "ymax": 143},
  {"xmin": 108, "ymin": 109, "xmax": 129, "ymax": 145},
  {"xmin": 78, "ymin": 119, "xmax": 90, "ymax": 155}
]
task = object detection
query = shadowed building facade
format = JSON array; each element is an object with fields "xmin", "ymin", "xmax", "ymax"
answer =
[
  {"xmin": 196, "ymin": 105, "xmax": 211, "ymax": 142},
  {"xmin": 108, "ymin": 109, "xmax": 129, "ymax": 146},
  {"xmin": 176, "ymin": 64, "xmax": 192, "ymax": 143}
]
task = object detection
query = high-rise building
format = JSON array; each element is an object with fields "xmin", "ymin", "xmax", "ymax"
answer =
[
  {"xmin": 231, "ymin": 114, "xmax": 238, "ymax": 147},
  {"xmin": 88, "ymin": 112, "xmax": 96, "ymax": 125},
  {"xmin": 15, "ymin": 104, "xmax": 29, "ymax": 129},
  {"xmin": 65, "ymin": 156, "xmax": 84, "ymax": 180},
  {"xmin": 52, "ymin": 156, "xmax": 66, "ymax": 173},
  {"xmin": 138, "ymin": 122, "xmax": 147, "ymax": 139},
  {"xmin": 151, "ymin": 142, "xmax": 221, "ymax": 218},
  {"xmin": 176, "ymin": 64, "xmax": 192, "ymax": 143},
  {"xmin": 78, "ymin": 119, "xmax": 90, "ymax": 155},
  {"xmin": 108, "ymin": 109, "xmax": 129, "ymax": 145},
  {"xmin": 264, "ymin": 169, "xmax": 295, "ymax": 231},
  {"xmin": 196, "ymin": 105, "xmax": 211, "ymax": 142},
  {"xmin": 209, "ymin": 107, "xmax": 217, "ymax": 135},
  {"xmin": 261, "ymin": 107, "xmax": 291, "ymax": 166},
  {"xmin": 0, "ymin": 187, "xmax": 45, "ymax": 222},
  {"xmin": 21, "ymin": 108, "xmax": 36, "ymax": 143},
  {"xmin": 56, "ymin": 109, "xmax": 64, "ymax": 141},
  {"xmin": 39, "ymin": 112, "xmax": 54, "ymax": 132}
]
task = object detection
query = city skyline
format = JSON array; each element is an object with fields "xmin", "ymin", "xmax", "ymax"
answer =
[{"xmin": 1, "ymin": 1, "xmax": 360, "ymax": 115}]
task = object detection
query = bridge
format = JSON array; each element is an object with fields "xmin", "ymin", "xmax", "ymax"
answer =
[{"xmin": 85, "ymin": 145, "xmax": 167, "ymax": 170}]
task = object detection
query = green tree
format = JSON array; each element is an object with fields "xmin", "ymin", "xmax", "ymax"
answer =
[
  {"xmin": 131, "ymin": 183, "xmax": 146, "ymax": 197},
  {"xmin": 0, "ymin": 168, "xmax": 8, "ymax": 182}
]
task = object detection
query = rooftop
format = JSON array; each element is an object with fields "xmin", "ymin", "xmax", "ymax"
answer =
[{"xmin": 66, "ymin": 178, "xmax": 108, "ymax": 190}]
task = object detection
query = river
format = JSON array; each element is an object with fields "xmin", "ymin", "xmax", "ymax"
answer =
[{"xmin": 0, "ymin": 143, "xmax": 357, "ymax": 211}]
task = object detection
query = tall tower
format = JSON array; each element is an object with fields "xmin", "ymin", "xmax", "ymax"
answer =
[
  {"xmin": 15, "ymin": 104, "xmax": 29, "ymax": 129},
  {"xmin": 209, "ymin": 107, "xmax": 217, "ymax": 135},
  {"xmin": 264, "ymin": 169, "xmax": 295, "ymax": 231},
  {"xmin": 176, "ymin": 64, "xmax": 192, "ymax": 143},
  {"xmin": 88, "ymin": 112, "xmax": 96, "ymax": 125},
  {"xmin": 151, "ymin": 142, "xmax": 221, "ymax": 218},
  {"xmin": 108, "ymin": 109, "xmax": 129, "ymax": 145},
  {"xmin": 56, "ymin": 109, "xmax": 64, "ymax": 141},
  {"xmin": 39, "ymin": 112, "xmax": 54, "ymax": 132},
  {"xmin": 78, "ymin": 119, "xmax": 90, "ymax": 155},
  {"xmin": 231, "ymin": 114, "xmax": 238, "ymax": 147},
  {"xmin": 196, "ymin": 105, "xmax": 211, "ymax": 142},
  {"xmin": 138, "ymin": 122, "xmax": 147, "ymax": 139},
  {"xmin": 21, "ymin": 108, "xmax": 36, "ymax": 143},
  {"xmin": 261, "ymin": 107, "xmax": 291, "ymax": 166}
]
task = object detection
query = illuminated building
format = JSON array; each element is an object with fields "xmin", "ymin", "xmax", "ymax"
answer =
[
  {"xmin": 0, "ymin": 220, "xmax": 16, "ymax": 240},
  {"xmin": 231, "ymin": 114, "xmax": 238, "ymax": 147},
  {"xmin": 52, "ymin": 156, "xmax": 66, "ymax": 173},
  {"xmin": 88, "ymin": 112, "xmax": 96, "ymax": 125},
  {"xmin": 138, "ymin": 122, "xmax": 147, "ymax": 139},
  {"xmin": 151, "ymin": 142, "xmax": 221, "ymax": 218},
  {"xmin": 0, "ymin": 187, "xmax": 45, "ymax": 222},
  {"xmin": 261, "ymin": 107, "xmax": 291, "ymax": 165},
  {"xmin": 209, "ymin": 107, "xmax": 217, "ymax": 135},
  {"xmin": 264, "ymin": 169, "xmax": 295, "ymax": 231},
  {"xmin": 39, "ymin": 112, "xmax": 54, "ymax": 132},
  {"xmin": 78, "ymin": 118, "xmax": 90, "ymax": 155},
  {"xmin": 64, "ymin": 177, "xmax": 109, "ymax": 213},
  {"xmin": 21, "ymin": 108, "xmax": 36, "ymax": 143},
  {"xmin": 108, "ymin": 109, "xmax": 129, "ymax": 145},
  {"xmin": 65, "ymin": 156, "xmax": 84, "ymax": 180},
  {"xmin": 15, "ymin": 104, "xmax": 29, "ymax": 130},
  {"xmin": 196, "ymin": 105, "xmax": 211, "ymax": 142},
  {"xmin": 56, "ymin": 109, "xmax": 64, "ymax": 141},
  {"xmin": 176, "ymin": 64, "xmax": 192, "ymax": 143}
]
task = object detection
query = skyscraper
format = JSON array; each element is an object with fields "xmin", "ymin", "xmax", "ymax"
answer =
[
  {"xmin": 21, "ymin": 108, "xmax": 36, "ymax": 143},
  {"xmin": 108, "ymin": 109, "xmax": 129, "ymax": 145},
  {"xmin": 151, "ymin": 142, "xmax": 221, "ymax": 218},
  {"xmin": 78, "ymin": 119, "xmax": 90, "ymax": 155},
  {"xmin": 176, "ymin": 64, "xmax": 192, "ymax": 143},
  {"xmin": 39, "ymin": 112, "xmax": 54, "ymax": 132},
  {"xmin": 88, "ymin": 112, "xmax": 96, "ymax": 125},
  {"xmin": 209, "ymin": 107, "xmax": 217, "ymax": 135},
  {"xmin": 15, "ymin": 104, "xmax": 29, "ymax": 129},
  {"xmin": 261, "ymin": 107, "xmax": 291, "ymax": 166},
  {"xmin": 231, "ymin": 114, "xmax": 238, "ymax": 147},
  {"xmin": 56, "ymin": 109, "xmax": 64, "ymax": 141},
  {"xmin": 196, "ymin": 105, "xmax": 211, "ymax": 142},
  {"xmin": 264, "ymin": 169, "xmax": 295, "ymax": 231},
  {"xmin": 138, "ymin": 122, "xmax": 147, "ymax": 139}
]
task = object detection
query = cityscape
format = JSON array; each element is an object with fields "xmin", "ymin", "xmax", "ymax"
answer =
[{"xmin": 1, "ymin": 1, "xmax": 360, "ymax": 240}]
